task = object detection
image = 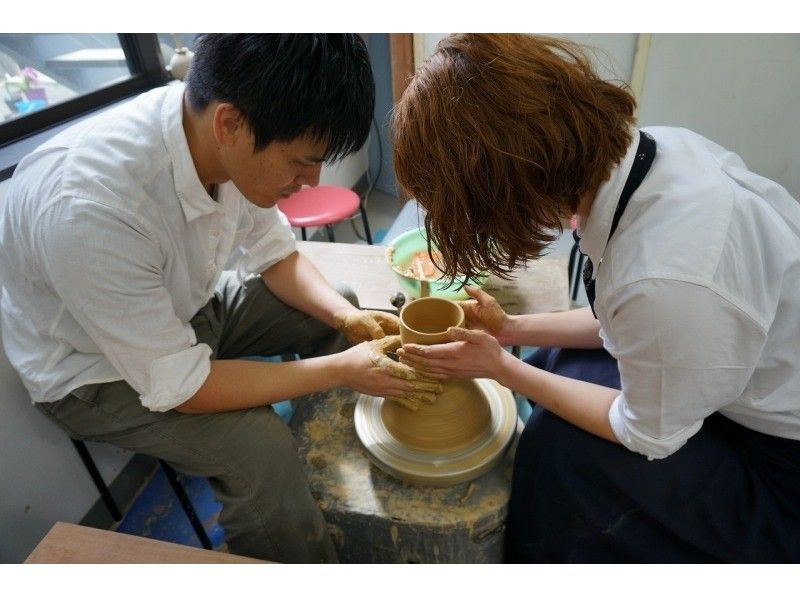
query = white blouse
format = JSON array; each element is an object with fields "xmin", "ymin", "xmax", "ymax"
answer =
[
  {"xmin": 0, "ymin": 83, "xmax": 297, "ymax": 411},
  {"xmin": 579, "ymin": 126, "xmax": 800, "ymax": 459}
]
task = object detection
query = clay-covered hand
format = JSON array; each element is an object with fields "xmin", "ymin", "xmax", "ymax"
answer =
[
  {"xmin": 397, "ymin": 327, "xmax": 514, "ymax": 384},
  {"xmin": 367, "ymin": 335, "xmax": 444, "ymax": 411},
  {"xmin": 457, "ymin": 286, "xmax": 511, "ymax": 344},
  {"xmin": 333, "ymin": 308, "xmax": 400, "ymax": 344}
]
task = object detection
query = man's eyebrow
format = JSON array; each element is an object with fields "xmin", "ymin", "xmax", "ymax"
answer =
[{"xmin": 303, "ymin": 155, "xmax": 325, "ymax": 163}]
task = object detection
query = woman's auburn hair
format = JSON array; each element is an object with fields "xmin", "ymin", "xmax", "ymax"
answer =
[{"xmin": 392, "ymin": 33, "xmax": 637, "ymax": 283}]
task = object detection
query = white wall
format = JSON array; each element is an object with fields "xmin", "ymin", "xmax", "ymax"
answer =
[
  {"xmin": 417, "ymin": 33, "xmax": 800, "ymax": 199},
  {"xmin": 637, "ymin": 33, "xmax": 800, "ymax": 198},
  {"xmin": 320, "ymin": 144, "xmax": 368, "ymax": 188}
]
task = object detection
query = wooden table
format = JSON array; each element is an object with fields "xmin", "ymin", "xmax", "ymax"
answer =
[
  {"xmin": 298, "ymin": 241, "xmax": 570, "ymax": 315},
  {"xmin": 25, "ymin": 522, "xmax": 268, "ymax": 564}
]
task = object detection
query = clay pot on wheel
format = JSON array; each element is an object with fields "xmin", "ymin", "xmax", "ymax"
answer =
[
  {"xmin": 399, "ymin": 296, "xmax": 464, "ymax": 345},
  {"xmin": 354, "ymin": 296, "xmax": 517, "ymax": 486}
]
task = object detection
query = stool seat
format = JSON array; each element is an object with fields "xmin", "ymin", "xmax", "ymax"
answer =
[
  {"xmin": 277, "ymin": 184, "xmax": 373, "ymax": 244},
  {"xmin": 278, "ymin": 185, "xmax": 361, "ymax": 228}
]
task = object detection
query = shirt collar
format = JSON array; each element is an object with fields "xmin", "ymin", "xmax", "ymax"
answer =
[
  {"xmin": 577, "ymin": 128, "xmax": 640, "ymax": 276},
  {"xmin": 161, "ymin": 83, "xmax": 220, "ymax": 222}
]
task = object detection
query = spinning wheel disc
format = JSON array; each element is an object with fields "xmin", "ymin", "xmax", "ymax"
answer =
[{"xmin": 354, "ymin": 378, "xmax": 517, "ymax": 486}]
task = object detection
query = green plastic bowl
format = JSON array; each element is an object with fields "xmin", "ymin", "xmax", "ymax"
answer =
[{"xmin": 385, "ymin": 228, "xmax": 487, "ymax": 300}]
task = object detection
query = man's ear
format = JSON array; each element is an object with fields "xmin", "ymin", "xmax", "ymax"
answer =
[{"xmin": 211, "ymin": 103, "xmax": 244, "ymax": 147}]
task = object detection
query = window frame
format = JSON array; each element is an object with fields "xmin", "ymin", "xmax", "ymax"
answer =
[{"xmin": 0, "ymin": 33, "xmax": 169, "ymax": 180}]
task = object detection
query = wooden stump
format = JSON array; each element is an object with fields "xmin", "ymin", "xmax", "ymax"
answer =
[{"xmin": 291, "ymin": 388, "xmax": 518, "ymax": 563}]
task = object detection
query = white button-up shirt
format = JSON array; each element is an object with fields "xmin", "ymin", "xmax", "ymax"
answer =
[
  {"xmin": 579, "ymin": 126, "xmax": 800, "ymax": 459},
  {"xmin": 0, "ymin": 83, "xmax": 297, "ymax": 411}
]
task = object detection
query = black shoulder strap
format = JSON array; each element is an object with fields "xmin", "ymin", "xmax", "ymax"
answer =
[
  {"xmin": 581, "ymin": 130, "xmax": 657, "ymax": 317},
  {"xmin": 606, "ymin": 130, "xmax": 657, "ymax": 245}
]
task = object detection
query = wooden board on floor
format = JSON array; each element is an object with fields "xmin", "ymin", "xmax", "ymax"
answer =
[
  {"xmin": 25, "ymin": 522, "xmax": 269, "ymax": 564},
  {"xmin": 297, "ymin": 240, "xmax": 570, "ymax": 315}
]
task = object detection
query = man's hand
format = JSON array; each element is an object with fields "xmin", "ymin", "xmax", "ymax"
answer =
[
  {"xmin": 336, "ymin": 335, "xmax": 444, "ymax": 411},
  {"xmin": 333, "ymin": 308, "xmax": 400, "ymax": 344}
]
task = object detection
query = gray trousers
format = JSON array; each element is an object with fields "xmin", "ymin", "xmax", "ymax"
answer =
[{"xmin": 37, "ymin": 271, "xmax": 354, "ymax": 563}]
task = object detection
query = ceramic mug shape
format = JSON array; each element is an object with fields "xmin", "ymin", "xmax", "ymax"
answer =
[{"xmin": 399, "ymin": 297, "xmax": 465, "ymax": 345}]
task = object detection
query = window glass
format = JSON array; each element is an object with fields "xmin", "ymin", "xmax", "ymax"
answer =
[{"xmin": 0, "ymin": 33, "xmax": 133, "ymax": 123}]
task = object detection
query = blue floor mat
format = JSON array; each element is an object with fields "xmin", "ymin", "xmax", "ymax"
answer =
[
  {"xmin": 116, "ymin": 354, "xmax": 294, "ymax": 549},
  {"xmin": 116, "ymin": 467, "xmax": 225, "ymax": 549}
]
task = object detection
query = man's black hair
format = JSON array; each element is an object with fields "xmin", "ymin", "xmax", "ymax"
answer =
[{"xmin": 186, "ymin": 34, "xmax": 375, "ymax": 161}]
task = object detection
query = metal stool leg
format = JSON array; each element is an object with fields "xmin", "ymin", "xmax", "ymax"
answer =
[
  {"xmin": 325, "ymin": 224, "xmax": 335, "ymax": 242},
  {"xmin": 568, "ymin": 240, "xmax": 581, "ymax": 301},
  {"xmin": 71, "ymin": 439, "xmax": 122, "ymax": 521},
  {"xmin": 359, "ymin": 202, "xmax": 373, "ymax": 245},
  {"xmin": 572, "ymin": 253, "xmax": 587, "ymax": 302},
  {"xmin": 301, "ymin": 227, "xmax": 307, "ymax": 241},
  {"xmin": 159, "ymin": 459, "xmax": 213, "ymax": 550}
]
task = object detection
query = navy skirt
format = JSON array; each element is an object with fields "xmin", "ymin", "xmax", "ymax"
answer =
[{"xmin": 505, "ymin": 347, "xmax": 800, "ymax": 563}]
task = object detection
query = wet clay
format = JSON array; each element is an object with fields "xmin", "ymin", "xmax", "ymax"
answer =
[
  {"xmin": 390, "ymin": 297, "xmax": 484, "ymax": 453},
  {"xmin": 381, "ymin": 378, "xmax": 491, "ymax": 452}
]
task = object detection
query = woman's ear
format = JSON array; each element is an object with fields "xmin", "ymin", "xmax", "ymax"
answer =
[{"xmin": 211, "ymin": 103, "xmax": 244, "ymax": 147}]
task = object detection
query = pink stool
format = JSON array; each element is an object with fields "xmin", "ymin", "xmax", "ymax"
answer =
[{"xmin": 277, "ymin": 185, "xmax": 373, "ymax": 244}]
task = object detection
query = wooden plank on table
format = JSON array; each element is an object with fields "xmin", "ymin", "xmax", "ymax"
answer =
[
  {"xmin": 298, "ymin": 241, "xmax": 398, "ymax": 311},
  {"xmin": 484, "ymin": 254, "xmax": 571, "ymax": 315},
  {"xmin": 297, "ymin": 241, "xmax": 570, "ymax": 315},
  {"xmin": 25, "ymin": 522, "xmax": 269, "ymax": 564}
]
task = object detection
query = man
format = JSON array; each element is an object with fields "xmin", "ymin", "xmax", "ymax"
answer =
[
  {"xmin": 392, "ymin": 33, "xmax": 800, "ymax": 562},
  {"xmin": 0, "ymin": 34, "xmax": 439, "ymax": 562}
]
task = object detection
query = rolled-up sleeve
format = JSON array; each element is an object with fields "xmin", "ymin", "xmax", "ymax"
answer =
[
  {"xmin": 145, "ymin": 343, "xmax": 212, "ymax": 411},
  {"xmin": 35, "ymin": 198, "xmax": 211, "ymax": 411},
  {"xmin": 230, "ymin": 201, "xmax": 297, "ymax": 280},
  {"xmin": 603, "ymin": 279, "xmax": 767, "ymax": 459}
]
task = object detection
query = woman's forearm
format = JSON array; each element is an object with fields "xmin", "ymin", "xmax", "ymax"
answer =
[
  {"xmin": 502, "ymin": 306, "xmax": 603, "ymax": 349},
  {"xmin": 498, "ymin": 351, "xmax": 618, "ymax": 442}
]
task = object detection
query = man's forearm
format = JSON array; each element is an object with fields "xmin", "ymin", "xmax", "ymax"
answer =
[
  {"xmin": 261, "ymin": 251, "xmax": 356, "ymax": 327},
  {"xmin": 175, "ymin": 355, "xmax": 344, "ymax": 413},
  {"xmin": 503, "ymin": 307, "xmax": 603, "ymax": 349}
]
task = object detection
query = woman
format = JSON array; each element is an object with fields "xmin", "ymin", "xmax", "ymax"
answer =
[{"xmin": 393, "ymin": 33, "xmax": 800, "ymax": 562}]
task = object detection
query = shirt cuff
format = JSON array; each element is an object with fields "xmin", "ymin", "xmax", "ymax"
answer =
[
  {"xmin": 140, "ymin": 343, "xmax": 213, "ymax": 412},
  {"xmin": 608, "ymin": 394, "xmax": 702, "ymax": 460}
]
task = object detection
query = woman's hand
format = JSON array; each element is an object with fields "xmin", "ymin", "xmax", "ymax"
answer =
[
  {"xmin": 333, "ymin": 308, "xmax": 400, "ymax": 344},
  {"xmin": 335, "ymin": 335, "xmax": 443, "ymax": 410},
  {"xmin": 457, "ymin": 286, "xmax": 515, "ymax": 345},
  {"xmin": 396, "ymin": 327, "xmax": 514, "ymax": 385}
]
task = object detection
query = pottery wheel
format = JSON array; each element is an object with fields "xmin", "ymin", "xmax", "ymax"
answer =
[{"xmin": 354, "ymin": 378, "xmax": 517, "ymax": 486}]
